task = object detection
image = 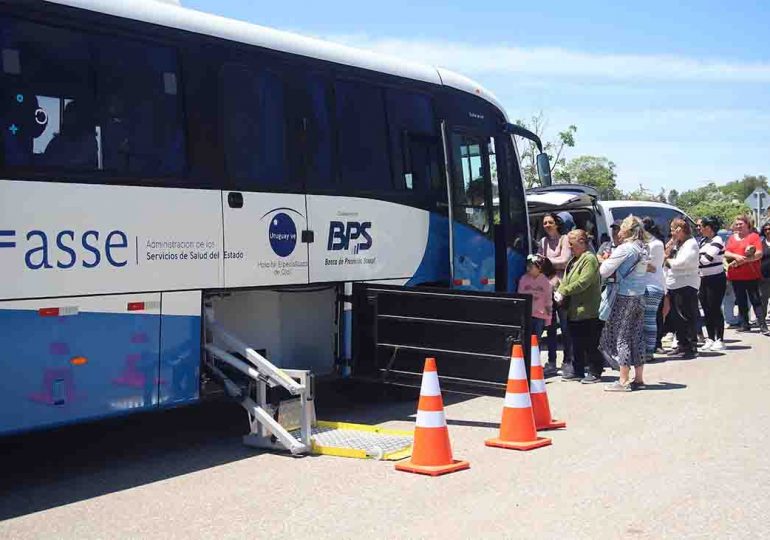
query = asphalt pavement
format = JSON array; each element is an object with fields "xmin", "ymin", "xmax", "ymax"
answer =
[{"xmin": 1, "ymin": 329, "xmax": 769, "ymax": 539}]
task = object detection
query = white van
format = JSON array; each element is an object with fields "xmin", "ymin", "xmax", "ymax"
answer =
[{"xmin": 526, "ymin": 184, "xmax": 695, "ymax": 250}]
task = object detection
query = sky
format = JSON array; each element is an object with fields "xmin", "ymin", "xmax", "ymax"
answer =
[{"xmin": 184, "ymin": 0, "xmax": 770, "ymax": 194}]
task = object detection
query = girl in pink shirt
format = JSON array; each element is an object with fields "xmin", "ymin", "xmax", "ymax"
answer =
[{"xmin": 519, "ymin": 255, "xmax": 554, "ymax": 338}]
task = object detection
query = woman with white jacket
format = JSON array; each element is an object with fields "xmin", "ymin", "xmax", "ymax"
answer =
[{"xmin": 664, "ymin": 218, "xmax": 701, "ymax": 359}]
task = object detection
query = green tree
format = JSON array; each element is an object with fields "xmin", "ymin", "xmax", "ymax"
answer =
[
  {"xmin": 514, "ymin": 112, "xmax": 577, "ymax": 188},
  {"xmin": 625, "ymin": 184, "xmax": 658, "ymax": 202},
  {"xmin": 668, "ymin": 189, "xmax": 680, "ymax": 206},
  {"xmin": 720, "ymin": 175, "xmax": 768, "ymax": 202},
  {"xmin": 687, "ymin": 200, "xmax": 750, "ymax": 229},
  {"xmin": 558, "ymin": 155, "xmax": 622, "ymax": 199}
]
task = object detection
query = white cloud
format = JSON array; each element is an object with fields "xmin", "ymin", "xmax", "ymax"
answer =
[{"xmin": 326, "ymin": 34, "xmax": 770, "ymax": 83}]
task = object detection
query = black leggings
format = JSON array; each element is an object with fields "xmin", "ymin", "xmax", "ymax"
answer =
[
  {"xmin": 699, "ymin": 274, "xmax": 726, "ymax": 340},
  {"xmin": 732, "ymin": 280, "xmax": 766, "ymax": 328},
  {"xmin": 668, "ymin": 286, "xmax": 699, "ymax": 354}
]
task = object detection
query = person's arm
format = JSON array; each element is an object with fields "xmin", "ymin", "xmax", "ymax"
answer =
[
  {"xmin": 548, "ymin": 235, "xmax": 572, "ymax": 270},
  {"xmin": 668, "ymin": 239, "xmax": 700, "ymax": 271},
  {"xmin": 560, "ymin": 256, "xmax": 599, "ymax": 296},
  {"xmin": 699, "ymin": 239, "xmax": 722, "ymax": 266},
  {"xmin": 599, "ymin": 245, "xmax": 627, "ymax": 278},
  {"xmin": 724, "ymin": 237, "xmax": 746, "ymax": 264},
  {"xmin": 748, "ymin": 235, "xmax": 764, "ymax": 262},
  {"xmin": 536, "ymin": 237, "xmax": 545, "ymax": 257}
]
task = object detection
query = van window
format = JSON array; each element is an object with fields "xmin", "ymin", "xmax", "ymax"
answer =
[{"xmin": 610, "ymin": 206, "xmax": 687, "ymax": 238}]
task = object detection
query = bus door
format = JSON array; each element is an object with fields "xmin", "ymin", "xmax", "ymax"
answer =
[
  {"xmin": 446, "ymin": 129, "xmax": 502, "ymax": 292},
  {"xmin": 219, "ymin": 63, "xmax": 310, "ymax": 288}
]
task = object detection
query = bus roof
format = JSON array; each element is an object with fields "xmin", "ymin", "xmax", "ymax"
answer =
[{"xmin": 46, "ymin": 0, "xmax": 508, "ymax": 117}]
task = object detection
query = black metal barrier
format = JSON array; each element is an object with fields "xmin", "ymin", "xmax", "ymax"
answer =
[{"xmin": 352, "ymin": 284, "xmax": 532, "ymax": 390}]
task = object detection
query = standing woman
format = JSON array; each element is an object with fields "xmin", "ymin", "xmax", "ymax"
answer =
[
  {"xmin": 664, "ymin": 218, "xmax": 701, "ymax": 358},
  {"xmin": 698, "ymin": 216, "xmax": 727, "ymax": 351},
  {"xmin": 599, "ymin": 216, "xmax": 649, "ymax": 391},
  {"xmin": 725, "ymin": 214, "xmax": 768, "ymax": 334},
  {"xmin": 759, "ymin": 222, "xmax": 770, "ymax": 321},
  {"xmin": 538, "ymin": 213, "xmax": 574, "ymax": 373},
  {"xmin": 555, "ymin": 229, "xmax": 602, "ymax": 383},
  {"xmin": 641, "ymin": 217, "xmax": 666, "ymax": 361}
]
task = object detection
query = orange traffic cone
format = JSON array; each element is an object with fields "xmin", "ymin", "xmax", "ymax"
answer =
[
  {"xmin": 530, "ymin": 335, "xmax": 566, "ymax": 430},
  {"xmin": 395, "ymin": 358, "xmax": 470, "ymax": 476},
  {"xmin": 485, "ymin": 344, "xmax": 552, "ymax": 451}
]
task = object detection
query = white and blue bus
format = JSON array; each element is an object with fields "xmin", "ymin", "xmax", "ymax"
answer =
[{"xmin": 0, "ymin": 0, "xmax": 541, "ymax": 435}]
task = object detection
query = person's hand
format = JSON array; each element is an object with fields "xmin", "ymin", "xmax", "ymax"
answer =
[
  {"xmin": 554, "ymin": 291, "xmax": 564, "ymax": 304},
  {"xmin": 732, "ymin": 254, "xmax": 746, "ymax": 266},
  {"xmin": 647, "ymin": 263, "xmax": 656, "ymax": 273}
]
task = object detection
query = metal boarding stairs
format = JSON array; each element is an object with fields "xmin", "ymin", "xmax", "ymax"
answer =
[{"xmin": 203, "ymin": 306, "xmax": 315, "ymax": 455}]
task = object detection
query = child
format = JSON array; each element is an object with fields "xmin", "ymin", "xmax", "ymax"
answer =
[{"xmin": 519, "ymin": 255, "xmax": 554, "ymax": 339}]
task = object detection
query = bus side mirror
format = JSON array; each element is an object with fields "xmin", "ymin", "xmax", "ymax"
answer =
[{"xmin": 536, "ymin": 153, "xmax": 552, "ymax": 187}]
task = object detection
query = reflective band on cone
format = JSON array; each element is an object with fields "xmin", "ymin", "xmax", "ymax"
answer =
[
  {"xmin": 485, "ymin": 343, "xmax": 552, "ymax": 451},
  {"xmin": 395, "ymin": 357, "xmax": 470, "ymax": 476},
  {"xmin": 530, "ymin": 335, "xmax": 566, "ymax": 430}
]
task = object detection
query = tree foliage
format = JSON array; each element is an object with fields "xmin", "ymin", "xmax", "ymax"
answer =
[
  {"xmin": 511, "ymin": 114, "xmax": 765, "ymax": 227},
  {"xmin": 557, "ymin": 155, "xmax": 622, "ymax": 199},
  {"xmin": 668, "ymin": 181, "xmax": 752, "ymax": 228},
  {"xmin": 514, "ymin": 112, "xmax": 577, "ymax": 188}
]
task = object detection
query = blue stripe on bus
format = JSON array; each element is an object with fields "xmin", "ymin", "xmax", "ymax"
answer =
[{"xmin": 0, "ymin": 308, "xmax": 200, "ymax": 436}]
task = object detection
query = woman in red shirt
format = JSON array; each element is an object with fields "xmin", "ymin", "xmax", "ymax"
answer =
[{"xmin": 725, "ymin": 214, "xmax": 768, "ymax": 335}]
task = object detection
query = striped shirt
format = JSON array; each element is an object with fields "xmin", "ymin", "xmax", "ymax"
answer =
[{"xmin": 699, "ymin": 235, "xmax": 725, "ymax": 277}]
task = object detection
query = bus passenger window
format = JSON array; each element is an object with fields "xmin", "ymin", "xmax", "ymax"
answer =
[
  {"xmin": 335, "ymin": 80, "xmax": 391, "ymax": 192},
  {"xmin": 385, "ymin": 89, "xmax": 441, "ymax": 192},
  {"xmin": 221, "ymin": 64, "xmax": 287, "ymax": 190},
  {"xmin": 0, "ymin": 19, "xmax": 96, "ymax": 170},
  {"xmin": 94, "ymin": 36, "xmax": 185, "ymax": 177}
]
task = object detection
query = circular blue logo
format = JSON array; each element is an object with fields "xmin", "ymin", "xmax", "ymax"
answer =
[{"xmin": 269, "ymin": 212, "xmax": 297, "ymax": 257}]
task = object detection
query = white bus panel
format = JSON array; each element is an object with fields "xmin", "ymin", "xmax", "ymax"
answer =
[{"xmin": 0, "ymin": 180, "xmax": 223, "ymax": 300}]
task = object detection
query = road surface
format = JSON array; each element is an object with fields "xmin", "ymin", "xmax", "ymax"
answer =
[{"xmin": 1, "ymin": 329, "xmax": 769, "ymax": 539}]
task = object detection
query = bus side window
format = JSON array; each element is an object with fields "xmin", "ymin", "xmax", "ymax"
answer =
[
  {"xmin": 93, "ymin": 36, "xmax": 185, "ymax": 177},
  {"xmin": 0, "ymin": 18, "xmax": 95, "ymax": 170},
  {"xmin": 220, "ymin": 63, "xmax": 288, "ymax": 191},
  {"xmin": 286, "ymin": 73, "xmax": 334, "ymax": 190},
  {"xmin": 385, "ymin": 89, "xmax": 441, "ymax": 193},
  {"xmin": 334, "ymin": 80, "xmax": 391, "ymax": 192}
]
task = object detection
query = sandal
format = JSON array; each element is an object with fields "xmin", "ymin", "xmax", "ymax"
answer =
[{"xmin": 604, "ymin": 381, "xmax": 632, "ymax": 392}]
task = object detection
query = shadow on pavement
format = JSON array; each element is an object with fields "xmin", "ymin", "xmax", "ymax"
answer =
[
  {"xmin": 0, "ymin": 400, "xmax": 256, "ymax": 521},
  {"xmin": 0, "ymin": 380, "xmax": 483, "ymax": 521},
  {"xmin": 639, "ymin": 381, "xmax": 687, "ymax": 391}
]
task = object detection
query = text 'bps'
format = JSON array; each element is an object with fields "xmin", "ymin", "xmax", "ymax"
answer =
[{"xmin": 327, "ymin": 221, "xmax": 373, "ymax": 254}]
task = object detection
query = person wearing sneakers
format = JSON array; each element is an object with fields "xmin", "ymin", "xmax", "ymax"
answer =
[
  {"xmin": 664, "ymin": 218, "xmax": 701, "ymax": 359},
  {"xmin": 599, "ymin": 216, "xmax": 649, "ymax": 391},
  {"xmin": 554, "ymin": 229, "xmax": 602, "ymax": 384},
  {"xmin": 698, "ymin": 216, "xmax": 726, "ymax": 352},
  {"xmin": 725, "ymin": 213, "xmax": 768, "ymax": 335}
]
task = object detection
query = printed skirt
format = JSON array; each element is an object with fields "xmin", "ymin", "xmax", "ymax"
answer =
[{"xmin": 599, "ymin": 294, "xmax": 646, "ymax": 368}]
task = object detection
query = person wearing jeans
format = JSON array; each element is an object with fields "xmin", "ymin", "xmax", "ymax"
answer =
[
  {"xmin": 664, "ymin": 218, "xmax": 701, "ymax": 359},
  {"xmin": 555, "ymin": 229, "xmax": 602, "ymax": 383},
  {"xmin": 725, "ymin": 213, "xmax": 768, "ymax": 335}
]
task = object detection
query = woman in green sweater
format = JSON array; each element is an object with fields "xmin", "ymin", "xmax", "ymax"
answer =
[{"xmin": 555, "ymin": 229, "xmax": 602, "ymax": 383}]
